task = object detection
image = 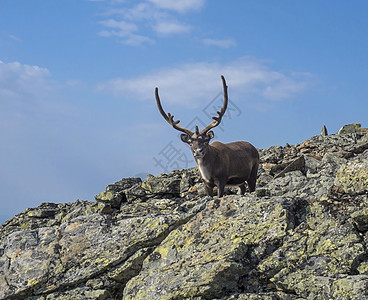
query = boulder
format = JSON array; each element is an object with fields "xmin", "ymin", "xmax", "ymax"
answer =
[
  {"xmin": 337, "ymin": 123, "xmax": 361, "ymax": 135},
  {"xmin": 123, "ymin": 195, "xmax": 296, "ymax": 299},
  {"xmin": 95, "ymin": 177, "xmax": 142, "ymax": 209},
  {"xmin": 335, "ymin": 160, "xmax": 368, "ymax": 195},
  {"xmin": 274, "ymin": 155, "xmax": 306, "ymax": 178},
  {"xmin": 351, "ymin": 209, "xmax": 368, "ymax": 232},
  {"xmin": 142, "ymin": 173, "xmax": 181, "ymax": 196}
]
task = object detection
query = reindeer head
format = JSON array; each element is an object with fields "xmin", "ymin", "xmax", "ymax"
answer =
[
  {"xmin": 155, "ymin": 76, "xmax": 228, "ymax": 159},
  {"xmin": 180, "ymin": 125, "xmax": 215, "ymax": 158}
]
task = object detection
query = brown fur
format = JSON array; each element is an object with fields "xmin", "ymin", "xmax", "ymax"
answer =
[{"xmin": 194, "ymin": 141, "xmax": 259, "ymax": 197}]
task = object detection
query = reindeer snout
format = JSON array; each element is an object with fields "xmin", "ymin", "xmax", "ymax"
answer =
[{"xmin": 193, "ymin": 149, "xmax": 204, "ymax": 157}]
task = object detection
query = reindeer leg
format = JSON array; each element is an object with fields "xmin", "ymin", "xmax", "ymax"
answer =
[
  {"xmin": 205, "ymin": 182, "xmax": 215, "ymax": 196},
  {"xmin": 247, "ymin": 179, "xmax": 256, "ymax": 193},
  {"xmin": 247, "ymin": 165, "xmax": 258, "ymax": 193},
  {"xmin": 239, "ymin": 183, "xmax": 246, "ymax": 195},
  {"xmin": 216, "ymin": 180, "xmax": 226, "ymax": 197}
]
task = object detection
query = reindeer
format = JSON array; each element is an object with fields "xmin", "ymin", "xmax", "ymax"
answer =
[{"xmin": 155, "ymin": 75, "xmax": 259, "ymax": 197}]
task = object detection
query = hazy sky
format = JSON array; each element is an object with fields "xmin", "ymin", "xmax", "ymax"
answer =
[{"xmin": 1, "ymin": 0, "xmax": 368, "ymax": 221}]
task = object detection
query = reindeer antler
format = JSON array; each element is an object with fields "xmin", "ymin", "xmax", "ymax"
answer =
[
  {"xmin": 155, "ymin": 87, "xmax": 193, "ymax": 136},
  {"xmin": 200, "ymin": 75, "xmax": 228, "ymax": 135}
]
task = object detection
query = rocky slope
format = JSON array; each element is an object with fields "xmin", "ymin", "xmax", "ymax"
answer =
[{"xmin": 1, "ymin": 124, "xmax": 368, "ymax": 300}]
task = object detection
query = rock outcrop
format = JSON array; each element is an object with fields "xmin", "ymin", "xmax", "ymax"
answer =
[{"xmin": 1, "ymin": 124, "xmax": 368, "ymax": 300}]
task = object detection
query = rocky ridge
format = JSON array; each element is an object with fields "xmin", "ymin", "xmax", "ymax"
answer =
[{"xmin": 1, "ymin": 123, "xmax": 368, "ymax": 299}]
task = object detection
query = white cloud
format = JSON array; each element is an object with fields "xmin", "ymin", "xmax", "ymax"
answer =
[
  {"xmin": 9, "ymin": 34, "xmax": 22, "ymax": 42},
  {"xmin": 203, "ymin": 38, "xmax": 237, "ymax": 48},
  {"xmin": 97, "ymin": 57, "xmax": 314, "ymax": 106},
  {"xmin": 98, "ymin": 19, "xmax": 137, "ymax": 37},
  {"xmin": 95, "ymin": 0, "xmax": 205, "ymax": 46},
  {"xmin": 0, "ymin": 60, "xmax": 53, "ymax": 101},
  {"xmin": 102, "ymin": 3, "xmax": 155, "ymax": 21},
  {"xmin": 124, "ymin": 34, "xmax": 155, "ymax": 46},
  {"xmin": 88, "ymin": 0, "xmax": 126, "ymax": 2},
  {"xmin": 147, "ymin": 0, "xmax": 205, "ymax": 13},
  {"xmin": 99, "ymin": 19, "xmax": 137, "ymax": 33},
  {"xmin": 0, "ymin": 60, "xmax": 76, "ymax": 133},
  {"xmin": 153, "ymin": 21, "xmax": 191, "ymax": 35},
  {"xmin": 98, "ymin": 18, "xmax": 154, "ymax": 45}
]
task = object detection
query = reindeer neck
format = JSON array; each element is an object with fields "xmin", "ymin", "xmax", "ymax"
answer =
[{"xmin": 195, "ymin": 146, "xmax": 218, "ymax": 183}]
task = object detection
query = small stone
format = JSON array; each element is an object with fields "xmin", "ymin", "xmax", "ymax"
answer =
[
  {"xmin": 351, "ymin": 209, "xmax": 368, "ymax": 232},
  {"xmin": 274, "ymin": 155, "xmax": 305, "ymax": 178},
  {"xmin": 321, "ymin": 125, "xmax": 328, "ymax": 136},
  {"xmin": 255, "ymin": 188, "xmax": 270, "ymax": 197},
  {"xmin": 99, "ymin": 203, "xmax": 114, "ymax": 215}
]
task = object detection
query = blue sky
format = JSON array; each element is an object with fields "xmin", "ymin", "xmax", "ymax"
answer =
[{"xmin": 1, "ymin": 0, "xmax": 368, "ymax": 221}]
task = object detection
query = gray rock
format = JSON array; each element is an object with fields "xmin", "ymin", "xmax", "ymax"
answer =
[
  {"xmin": 274, "ymin": 155, "xmax": 305, "ymax": 178},
  {"xmin": 95, "ymin": 178, "xmax": 142, "ymax": 209},
  {"xmin": 335, "ymin": 160, "xmax": 368, "ymax": 195},
  {"xmin": 351, "ymin": 209, "xmax": 368, "ymax": 232},
  {"xmin": 124, "ymin": 183, "xmax": 146, "ymax": 203},
  {"xmin": 337, "ymin": 123, "xmax": 361, "ymax": 135},
  {"xmin": 321, "ymin": 125, "xmax": 328, "ymax": 136},
  {"xmin": 142, "ymin": 173, "xmax": 181, "ymax": 196},
  {"xmin": 304, "ymin": 155, "xmax": 322, "ymax": 175}
]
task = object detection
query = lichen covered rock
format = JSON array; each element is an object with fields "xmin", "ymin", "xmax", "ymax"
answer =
[
  {"xmin": 337, "ymin": 123, "xmax": 362, "ymax": 135},
  {"xmin": 1, "ymin": 124, "xmax": 368, "ymax": 299},
  {"xmin": 0, "ymin": 209, "xmax": 194, "ymax": 299},
  {"xmin": 335, "ymin": 160, "xmax": 368, "ymax": 195},
  {"xmin": 123, "ymin": 195, "xmax": 295, "ymax": 299}
]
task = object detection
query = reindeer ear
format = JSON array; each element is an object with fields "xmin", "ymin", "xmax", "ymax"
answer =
[
  {"xmin": 206, "ymin": 131, "xmax": 215, "ymax": 140},
  {"xmin": 180, "ymin": 134, "xmax": 191, "ymax": 144}
]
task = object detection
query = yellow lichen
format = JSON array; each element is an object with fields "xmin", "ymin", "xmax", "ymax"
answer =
[
  {"xmin": 20, "ymin": 222, "xmax": 31, "ymax": 230},
  {"xmin": 357, "ymin": 262, "xmax": 368, "ymax": 274},
  {"xmin": 145, "ymin": 218, "xmax": 168, "ymax": 232},
  {"xmin": 153, "ymin": 245, "xmax": 169, "ymax": 260},
  {"xmin": 141, "ymin": 181, "xmax": 153, "ymax": 192}
]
